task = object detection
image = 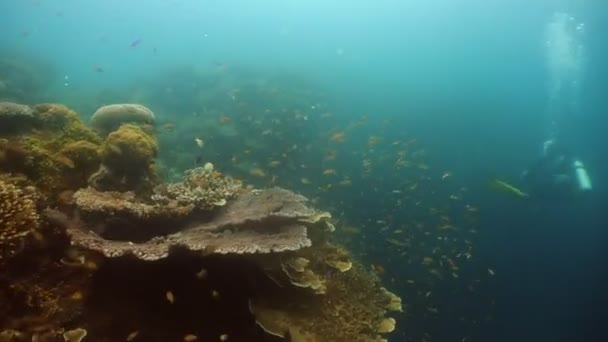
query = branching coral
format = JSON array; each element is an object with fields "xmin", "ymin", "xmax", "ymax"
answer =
[
  {"xmin": 151, "ymin": 163, "xmax": 242, "ymax": 211},
  {"xmin": 0, "ymin": 180, "xmax": 40, "ymax": 262},
  {"xmin": 90, "ymin": 104, "xmax": 155, "ymax": 136}
]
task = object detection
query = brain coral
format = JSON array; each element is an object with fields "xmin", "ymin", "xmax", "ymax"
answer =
[{"xmin": 90, "ymin": 104, "xmax": 155, "ymax": 136}]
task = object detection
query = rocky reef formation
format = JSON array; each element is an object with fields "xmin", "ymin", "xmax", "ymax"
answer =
[{"xmin": 0, "ymin": 102, "xmax": 403, "ymax": 342}]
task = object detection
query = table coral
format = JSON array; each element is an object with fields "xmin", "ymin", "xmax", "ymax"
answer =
[
  {"xmin": 48, "ymin": 187, "xmax": 319, "ymax": 260},
  {"xmin": 74, "ymin": 187, "xmax": 194, "ymax": 220}
]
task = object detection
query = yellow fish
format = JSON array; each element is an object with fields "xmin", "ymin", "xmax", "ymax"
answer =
[{"xmin": 489, "ymin": 179, "xmax": 529, "ymax": 198}]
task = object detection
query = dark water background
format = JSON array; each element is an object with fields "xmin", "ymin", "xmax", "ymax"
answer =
[{"xmin": 1, "ymin": 0, "xmax": 607, "ymax": 341}]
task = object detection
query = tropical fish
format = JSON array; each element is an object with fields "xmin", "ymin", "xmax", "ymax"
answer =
[
  {"xmin": 489, "ymin": 179, "xmax": 529, "ymax": 198},
  {"xmin": 330, "ymin": 131, "xmax": 346, "ymax": 143},
  {"xmin": 195, "ymin": 137, "xmax": 204, "ymax": 149},
  {"xmin": 130, "ymin": 38, "xmax": 142, "ymax": 47}
]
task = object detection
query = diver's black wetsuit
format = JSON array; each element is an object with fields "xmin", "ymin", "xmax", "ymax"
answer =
[{"xmin": 523, "ymin": 145, "xmax": 576, "ymax": 201}]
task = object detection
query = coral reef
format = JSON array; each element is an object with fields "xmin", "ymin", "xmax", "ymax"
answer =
[
  {"xmin": 89, "ymin": 124, "xmax": 157, "ymax": 193},
  {"xmin": 151, "ymin": 162, "xmax": 242, "ymax": 210},
  {"xmin": 0, "ymin": 180, "xmax": 40, "ymax": 263},
  {"xmin": 0, "ymin": 95, "xmax": 405, "ymax": 340},
  {"xmin": 38, "ymin": 171, "xmax": 403, "ymax": 341},
  {"xmin": 90, "ymin": 104, "xmax": 155, "ymax": 136}
]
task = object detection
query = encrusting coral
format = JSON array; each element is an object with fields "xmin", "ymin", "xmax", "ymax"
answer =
[
  {"xmin": 90, "ymin": 103, "xmax": 155, "ymax": 136},
  {"xmin": 0, "ymin": 180, "xmax": 40, "ymax": 263}
]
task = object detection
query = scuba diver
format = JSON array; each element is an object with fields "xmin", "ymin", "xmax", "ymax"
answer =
[
  {"xmin": 522, "ymin": 12, "xmax": 592, "ymax": 201},
  {"xmin": 522, "ymin": 138, "xmax": 592, "ymax": 201}
]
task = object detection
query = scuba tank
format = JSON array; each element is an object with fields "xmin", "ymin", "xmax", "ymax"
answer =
[{"xmin": 573, "ymin": 159, "xmax": 592, "ymax": 191}]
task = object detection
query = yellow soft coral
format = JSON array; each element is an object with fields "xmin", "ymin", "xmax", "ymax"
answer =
[
  {"xmin": 58, "ymin": 141, "xmax": 100, "ymax": 173},
  {"xmin": 102, "ymin": 124, "xmax": 157, "ymax": 168},
  {"xmin": 89, "ymin": 124, "xmax": 158, "ymax": 192}
]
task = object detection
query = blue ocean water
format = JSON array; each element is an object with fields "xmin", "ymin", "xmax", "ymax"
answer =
[{"xmin": 1, "ymin": 0, "xmax": 607, "ymax": 341}]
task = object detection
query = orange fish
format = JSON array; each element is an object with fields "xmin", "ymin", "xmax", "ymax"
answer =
[
  {"xmin": 162, "ymin": 122, "xmax": 176, "ymax": 132},
  {"xmin": 371, "ymin": 264, "xmax": 385, "ymax": 275},
  {"xmin": 367, "ymin": 136, "xmax": 381, "ymax": 148},
  {"xmin": 330, "ymin": 131, "xmax": 346, "ymax": 143},
  {"xmin": 219, "ymin": 115, "xmax": 232, "ymax": 124}
]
